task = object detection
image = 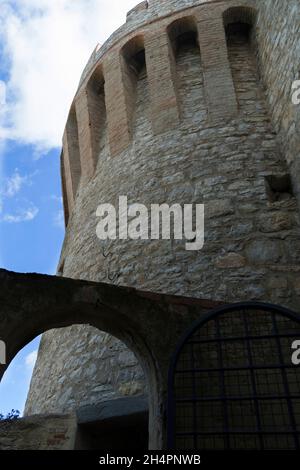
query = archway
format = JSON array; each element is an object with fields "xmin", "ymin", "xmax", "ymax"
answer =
[
  {"xmin": 0, "ymin": 325, "xmax": 149, "ymax": 450},
  {"xmin": 0, "ymin": 270, "xmax": 162, "ymax": 449},
  {"xmin": 168, "ymin": 302, "xmax": 300, "ymax": 450},
  {"xmin": 0, "ymin": 269, "xmax": 226, "ymax": 449}
]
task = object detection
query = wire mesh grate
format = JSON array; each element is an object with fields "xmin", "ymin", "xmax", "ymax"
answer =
[{"xmin": 168, "ymin": 303, "xmax": 300, "ymax": 450}]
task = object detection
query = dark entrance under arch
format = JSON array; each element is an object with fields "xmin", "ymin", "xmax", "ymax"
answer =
[{"xmin": 168, "ymin": 302, "xmax": 300, "ymax": 450}]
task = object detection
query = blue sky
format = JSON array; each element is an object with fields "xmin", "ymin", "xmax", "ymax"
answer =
[
  {"xmin": 0, "ymin": 0, "xmax": 138, "ymax": 416},
  {"xmin": 0, "ymin": 144, "xmax": 64, "ymax": 416}
]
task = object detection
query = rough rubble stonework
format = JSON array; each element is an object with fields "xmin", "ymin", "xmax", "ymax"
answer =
[
  {"xmin": 0, "ymin": 414, "xmax": 76, "ymax": 450},
  {"xmin": 25, "ymin": 0, "xmax": 300, "ymax": 416}
]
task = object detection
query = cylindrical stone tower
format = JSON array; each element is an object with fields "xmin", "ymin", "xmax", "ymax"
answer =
[{"xmin": 25, "ymin": 0, "xmax": 300, "ymax": 415}]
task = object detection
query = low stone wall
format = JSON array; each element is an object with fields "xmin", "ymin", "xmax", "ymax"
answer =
[{"xmin": 0, "ymin": 414, "xmax": 76, "ymax": 450}]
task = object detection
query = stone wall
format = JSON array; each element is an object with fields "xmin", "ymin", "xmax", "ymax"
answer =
[
  {"xmin": 0, "ymin": 415, "xmax": 76, "ymax": 450},
  {"xmin": 25, "ymin": 0, "xmax": 300, "ymax": 415},
  {"xmin": 26, "ymin": 326, "xmax": 145, "ymax": 415},
  {"xmin": 255, "ymin": 0, "xmax": 300, "ymax": 200}
]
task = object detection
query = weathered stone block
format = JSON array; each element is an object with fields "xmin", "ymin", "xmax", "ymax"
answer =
[{"xmin": 215, "ymin": 253, "xmax": 247, "ymax": 269}]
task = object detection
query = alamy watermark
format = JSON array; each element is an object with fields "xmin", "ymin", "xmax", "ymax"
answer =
[
  {"xmin": 292, "ymin": 80, "xmax": 300, "ymax": 105},
  {"xmin": 292, "ymin": 340, "xmax": 300, "ymax": 366},
  {"xmin": 0, "ymin": 340, "xmax": 6, "ymax": 365},
  {"xmin": 96, "ymin": 196, "xmax": 205, "ymax": 251}
]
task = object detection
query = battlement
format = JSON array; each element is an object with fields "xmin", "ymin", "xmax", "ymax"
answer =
[
  {"xmin": 78, "ymin": 1, "xmax": 216, "ymax": 90},
  {"xmin": 62, "ymin": 0, "xmax": 260, "ymax": 223},
  {"xmin": 126, "ymin": 1, "xmax": 149, "ymax": 22},
  {"xmin": 61, "ymin": 0, "xmax": 299, "ymax": 228}
]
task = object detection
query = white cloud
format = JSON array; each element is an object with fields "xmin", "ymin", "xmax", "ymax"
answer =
[
  {"xmin": 25, "ymin": 350, "xmax": 38, "ymax": 370},
  {"xmin": 0, "ymin": 0, "xmax": 139, "ymax": 153},
  {"xmin": 0, "ymin": 81, "xmax": 6, "ymax": 111},
  {"xmin": 2, "ymin": 205, "xmax": 39, "ymax": 223},
  {"xmin": 0, "ymin": 169, "xmax": 37, "ymax": 221},
  {"xmin": 53, "ymin": 208, "xmax": 64, "ymax": 229},
  {"xmin": 3, "ymin": 170, "xmax": 28, "ymax": 197},
  {"xmin": 0, "ymin": 81, "xmax": 9, "ymax": 141},
  {"xmin": 50, "ymin": 194, "xmax": 63, "ymax": 203}
]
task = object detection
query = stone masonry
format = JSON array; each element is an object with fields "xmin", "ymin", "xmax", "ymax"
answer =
[
  {"xmin": 25, "ymin": 0, "xmax": 300, "ymax": 419},
  {"xmin": 0, "ymin": 269, "xmax": 221, "ymax": 449},
  {"xmin": 0, "ymin": 414, "xmax": 76, "ymax": 450}
]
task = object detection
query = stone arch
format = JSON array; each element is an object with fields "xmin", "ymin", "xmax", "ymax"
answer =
[
  {"xmin": 222, "ymin": 5, "xmax": 259, "ymax": 53},
  {"xmin": 0, "ymin": 271, "xmax": 172, "ymax": 449},
  {"xmin": 167, "ymin": 16, "xmax": 199, "ymax": 59},
  {"xmin": 122, "ymin": 35, "xmax": 146, "ymax": 75},
  {"xmin": 222, "ymin": 5, "xmax": 262, "ymax": 114},
  {"xmin": 168, "ymin": 301, "xmax": 300, "ymax": 450},
  {"xmin": 223, "ymin": 6, "xmax": 258, "ymax": 28},
  {"xmin": 60, "ymin": 150, "xmax": 68, "ymax": 227},
  {"xmin": 62, "ymin": 104, "xmax": 81, "ymax": 217},
  {"xmin": 120, "ymin": 35, "xmax": 147, "ymax": 134},
  {"xmin": 167, "ymin": 16, "xmax": 206, "ymax": 123},
  {"xmin": 1, "ymin": 295, "xmax": 151, "ymax": 386},
  {"xmin": 85, "ymin": 64, "xmax": 107, "ymax": 170}
]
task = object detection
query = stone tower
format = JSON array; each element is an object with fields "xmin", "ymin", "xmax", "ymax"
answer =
[{"xmin": 25, "ymin": 0, "xmax": 300, "ymax": 416}]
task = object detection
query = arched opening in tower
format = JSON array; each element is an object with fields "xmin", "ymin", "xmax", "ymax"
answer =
[
  {"xmin": 86, "ymin": 65, "xmax": 107, "ymax": 166},
  {"xmin": 121, "ymin": 36, "xmax": 150, "ymax": 138},
  {"xmin": 167, "ymin": 17, "xmax": 207, "ymax": 123},
  {"xmin": 224, "ymin": 9, "xmax": 266, "ymax": 118},
  {"xmin": 64, "ymin": 105, "xmax": 81, "ymax": 199},
  {"xmin": 223, "ymin": 8, "xmax": 296, "ymax": 238},
  {"xmin": 60, "ymin": 150, "xmax": 69, "ymax": 226}
]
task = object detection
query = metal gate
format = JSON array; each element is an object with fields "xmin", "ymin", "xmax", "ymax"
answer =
[{"xmin": 167, "ymin": 302, "xmax": 300, "ymax": 450}]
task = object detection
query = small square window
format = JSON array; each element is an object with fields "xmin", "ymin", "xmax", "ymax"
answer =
[{"xmin": 265, "ymin": 174, "xmax": 294, "ymax": 203}]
